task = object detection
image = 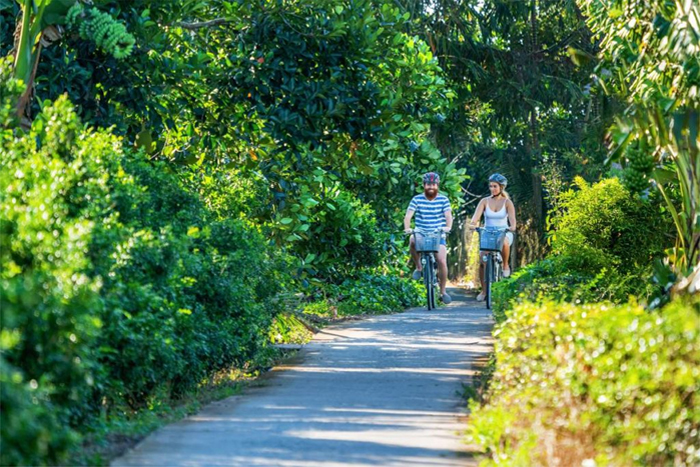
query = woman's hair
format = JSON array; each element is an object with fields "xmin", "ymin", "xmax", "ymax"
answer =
[{"xmin": 490, "ymin": 183, "xmax": 510, "ymax": 200}]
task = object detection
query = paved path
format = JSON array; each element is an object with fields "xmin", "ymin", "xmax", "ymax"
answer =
[{"xmin": 112, "ymin": 287, "xmax": 494, "ymax": 467}]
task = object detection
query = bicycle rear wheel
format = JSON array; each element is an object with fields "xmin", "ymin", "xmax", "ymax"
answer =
[{"xmin": 424, "ymin": 254, "xmax": 436, "ymax": 310}]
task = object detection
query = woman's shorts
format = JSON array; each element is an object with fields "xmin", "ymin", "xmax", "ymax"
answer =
[{"xmin": 504, "ymin": 231, "xmax": 514, "ymax": 246}]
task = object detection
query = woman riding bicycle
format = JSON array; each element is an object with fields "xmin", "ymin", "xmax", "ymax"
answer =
[{"xmin": 468, "ymin": 173, "xmax": 517, "ymax": 302}]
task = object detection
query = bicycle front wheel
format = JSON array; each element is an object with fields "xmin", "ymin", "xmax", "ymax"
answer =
[
  {"xmin": 424, "ymin": 255, "xmax": 436, "ymax": 310},
  {"xmin": 485, "ymin": 255, "xmax": 493, "ymax": 309},
  {"xmin": 494, "ymin": 257, "xmax": 502, "ymax": 283}
]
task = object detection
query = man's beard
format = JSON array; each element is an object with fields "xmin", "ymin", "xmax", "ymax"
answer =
[{"xmin": 424, "ymin": 188, "xmax": 438, "ymax": 200}]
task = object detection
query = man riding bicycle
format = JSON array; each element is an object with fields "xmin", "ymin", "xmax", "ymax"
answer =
[{"xmin": 404, "ymin": 172, "xmax": 453, "ymax": 305}]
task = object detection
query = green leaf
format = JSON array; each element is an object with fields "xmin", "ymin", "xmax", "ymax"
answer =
[{"xmin": 41, "ymin": 0, "xmax": 76, "ymax": 28}]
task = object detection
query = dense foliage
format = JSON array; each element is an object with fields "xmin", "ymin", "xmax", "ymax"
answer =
[
  {"xmin": 2, "ymin": 0, "xmax": 699, "ymax": 465},
  {"xmin": 468, "ymin": 297, "xmax": 700, "ymax": 466},
  {"xmin": 578, "ymin": 0, "xmax": 700, "ymax": 280},
  {"xmin": 400, "ymin": 0, "xmax": 611, "ymax": 264},
  {"xmin": 0, "ymin": 81, "xmax": 293, "ymax": 463},
  {"xmin": 491, "ymin": 177, "xmax": 672, "ymax": 320},
  {"xmin": 2, "ymin": 1, "xmax": 449, "ymax": 460}
]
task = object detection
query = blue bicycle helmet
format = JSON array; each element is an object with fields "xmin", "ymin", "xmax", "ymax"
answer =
[
  {"xmin": 488, "ymin": 173, "xmax": 508, "ymax": 187},
  {"xmin": 423, "ymin": 172, "xmax": 440, "ymax": 184}
]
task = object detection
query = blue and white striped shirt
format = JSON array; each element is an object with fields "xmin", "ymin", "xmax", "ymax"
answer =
[{"xmin": 408, "ymin": 194, "xmax": 452, "ymax": 230}]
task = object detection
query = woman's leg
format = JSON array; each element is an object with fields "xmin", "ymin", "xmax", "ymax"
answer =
[
  {"xmin": 502, "ymin": 239, "xmax": 510, "ymax": 271},
  {"xmin": 477, "ymin": 251, "xmax": 486, "ymax": 299},
  {"xmin": 479, "ymin": 260, "xmax": 485, "ymax": 288}
]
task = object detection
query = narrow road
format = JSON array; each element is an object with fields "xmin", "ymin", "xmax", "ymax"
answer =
[{"xmin": 112, "ymin": 287, "xmax": 494, "ymax": 467}]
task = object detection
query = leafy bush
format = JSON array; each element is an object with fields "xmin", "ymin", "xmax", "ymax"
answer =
[
  {"xmin": 91, "ymin": 155, "xmax": 293, "ymax": 405},
  {"xmin": 1, "ymin": 89, "xmax": 120, "ymax": 462},
  {"xmin": 491, "ymin": 257, "xmax": 655, "ymax": 323},
  {"xmin": 0, "ymin": 358, "xmax": 79, "ymax": 466},
  {"xmin": 0, "ymin": 90, "xmax": 293, "ymax": 463},
  {"xmin": 548, "ymin": 177, "xmax": 671, "ymax": 274},
  {"xmin": 332, "ymin": 272, "xmax": 424, "ymax": 316},
  {"xmin": 467, "ymin": 296, "xmax": 700, "ymax": 466},
  {"xmin": 491, "ymin": 177, "xmax": 672, "ymax": 321},
  {"xmin": 277, "ymin": 182, "xmax": 388, "ymax": 278},
  {"xmin": 301, "ymin": 270, "xmax": 424, "ymax": 318}
]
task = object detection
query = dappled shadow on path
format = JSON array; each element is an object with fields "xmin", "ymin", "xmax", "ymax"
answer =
[{"xmin": 112, "ymin": 288, "xmax": 490, "ymax": 467}]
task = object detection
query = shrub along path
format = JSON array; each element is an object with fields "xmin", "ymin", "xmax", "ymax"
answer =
[{"xmin": 112, "ymin": 287, "xmax": 492, "ymax": 466}]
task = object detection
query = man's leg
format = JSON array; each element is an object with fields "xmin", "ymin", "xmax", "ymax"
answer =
[
  {"xmin": 437, "ymin": 244, "xmax": 448, "ymax": 295},
  {"xmin": 409, "ymin": 236, "xmax": 422, "ymax": 274}
]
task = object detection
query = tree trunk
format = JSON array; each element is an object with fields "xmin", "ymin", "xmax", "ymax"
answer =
[{"xmin": 529, "ymin": 0, "xmax": 545, "ymax": 240}]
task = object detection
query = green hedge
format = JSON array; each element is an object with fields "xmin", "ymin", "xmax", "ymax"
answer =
[
  {"xmin": 491, "ymin": 177, "xmax": 672, "ymax": 322},
  {"xmin": 295, "ymin": 269, "xmax": 424, "ymax": 318},
  {"xmin": 467, "ymin": 296, "xmax": 700, "ymax": 466},
  {"xmin": 0, "ymin": 89, "xmax": 291, "ymax": 463},
  {"xmin": 548, "ymin": 177, "xmax": 670, "ymax": 275},
  {"xmin": 491, "ymin": 257, "xmax": 654, "ymax": 323},
  {"xmin": 330, "ymin": 271, "xmax": 423, "ymax": 316}
]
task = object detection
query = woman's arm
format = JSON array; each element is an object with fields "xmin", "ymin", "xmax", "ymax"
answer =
[
  {"xmin": 506, "ymin": 199, "xmax": 517, "ymax": 231},
  {"xmin": 469, "ymin": 199, "xmax": 486, "ymax": 227}
]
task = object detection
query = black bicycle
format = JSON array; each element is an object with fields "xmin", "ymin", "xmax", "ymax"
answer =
[
  {"xmin": 409, "ymin": 228, "xmax": 444, "ymax": 310},
  {"xmin": 475, "ymin": 227, "xmax": 509, "ymax": 309}
]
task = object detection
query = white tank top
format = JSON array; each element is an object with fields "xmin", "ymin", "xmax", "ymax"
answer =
[{"xmin": 484, "ymin": 200, "xmax": 508, "ymax": 228}]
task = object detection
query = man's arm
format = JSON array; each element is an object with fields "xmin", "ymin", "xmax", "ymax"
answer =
[
  {"xmin": 444, "ymin": 209, "xmax": 453, "ymax": 232},
  {"xmin": 404, "ymin": 208, "xmax": 415, "ymax": 233}
]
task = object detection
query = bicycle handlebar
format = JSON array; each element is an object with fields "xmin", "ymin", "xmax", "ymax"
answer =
[
  {"xmin": 471, "ymin": 226, "xmax": 515, "ymax": 233},
  {"xmin": 404, "ymin": 227, "xmax": 448, "ymax": 236}
]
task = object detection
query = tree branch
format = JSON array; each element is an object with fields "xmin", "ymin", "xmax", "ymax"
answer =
[{"xmin": 175, "ymin": 18, "xmax": 233, "ymax": 30}]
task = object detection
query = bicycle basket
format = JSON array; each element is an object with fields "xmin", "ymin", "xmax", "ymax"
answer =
[
  {"xmin": 479, "ymin": 228, "xmax": 505, "ymax": 251},
  {"xmin": 415, "ymin": 231, "xmax": 441, "ymax": 252}
]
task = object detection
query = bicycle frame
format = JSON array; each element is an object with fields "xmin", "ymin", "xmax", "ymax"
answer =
[
  {"xmin": 410, "ymin": 228, "xmax": 445, "ymax": 310},
  {"xmin": 475, "ymin": 227, "xmax": 508, "ymax": 310}
]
